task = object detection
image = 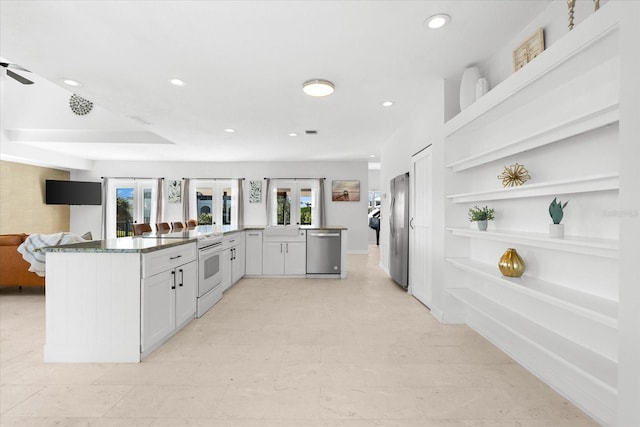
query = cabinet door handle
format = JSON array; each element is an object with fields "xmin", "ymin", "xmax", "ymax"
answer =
[
  {"xmin": 169, "ymin": 255, "xmax": 182, "ymax": 260},
  {"xmin": 286, "ymin": 243, "xmax": 289, "ymax": 253},
  {"xmin": 171, "ymin": 271, "xmax": 176, "ymax": 289},
  {"xmin": 280, "ymin": 243, "xmax": 283, "ymax": 253},
  {"xmin": 179, "ymin": 269, "xmax": 184, "ymax": 287}
]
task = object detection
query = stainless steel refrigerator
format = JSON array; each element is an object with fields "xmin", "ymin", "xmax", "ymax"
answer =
[{"xmin": 389, "ymin": 172, "xmax": 409, "ymax": 289}]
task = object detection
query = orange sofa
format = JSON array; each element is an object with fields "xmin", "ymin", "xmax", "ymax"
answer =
[{"xmin": 0, "ymin": 234, "xmax": 45, "ymax": 287}]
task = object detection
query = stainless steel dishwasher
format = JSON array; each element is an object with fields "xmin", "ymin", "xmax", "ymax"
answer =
[{"xmin": 306, "ymin": 230, "xmax": 341, "ymax": 274}]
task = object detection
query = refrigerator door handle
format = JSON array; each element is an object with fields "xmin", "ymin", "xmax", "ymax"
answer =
[{"xmin": 410, "ymin": 217, "xmax": 414, "ymax": 229}]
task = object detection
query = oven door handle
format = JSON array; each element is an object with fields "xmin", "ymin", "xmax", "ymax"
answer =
[{"xmin": 199, "ymin": 243, "xmax": 222, "ymax": 257}]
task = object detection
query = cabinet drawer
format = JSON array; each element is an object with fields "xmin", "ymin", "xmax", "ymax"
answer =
[
  {"xmin": 142, "ymin": 243, "xmax": 196, "ymax": 278},
  {"xmin": 223, "ymin": 232, "xmax": 244, "ymax": 249}
]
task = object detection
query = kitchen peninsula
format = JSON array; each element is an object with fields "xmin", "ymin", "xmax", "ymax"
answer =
[{"xmin": 40, "ymin": 225, "xmax": 347, "ymax": 362}]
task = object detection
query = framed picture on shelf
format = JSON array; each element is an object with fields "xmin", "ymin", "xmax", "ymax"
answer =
[
  {"xmin": 332, "ymin": 180, "xmax": 360, "ymax": 202},
  {"xmin": 513, "ymin": 28, "xmax": 545, "ymax": 71}
]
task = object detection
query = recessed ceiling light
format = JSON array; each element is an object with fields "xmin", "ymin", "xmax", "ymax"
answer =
[
  {"xmin": 63, "ymin": 79, "xmax": 81, "ymax": 87},
  {"xmin": 425, "ymin": 14, "xmax": 451, "ymax": 29},
  {"xmin": 302, "ymin": 79, "xmax": 335, "ymax": 97},
  {"xmin": 382, "ymin": 101, "xmax": 394, "ymax": 107},
  {"xmin": 224, "ymin": 128, "xmax": 236, "ymax": 133},
  {"xmin": 369, "ymin": 154, "xmax": 376, "ymax": 158},
  {"xmin": 169, "ymin": 78, "xmax": 186, "ymax": 86},
  {"xmin": 288, "ymin": 133, "xmax": 297, "ymax": 137}
]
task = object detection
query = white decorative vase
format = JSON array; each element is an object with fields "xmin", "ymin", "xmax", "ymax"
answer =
[
  {"xmin": 459, "ymin": 66, "xmax": 481, "ymax": 110},
  {"xmin": 475, "ymin": 77, "xmax": 489, "ymax": 100},
  {"xmin": 549, "ymin": 223, "xmax": 564, "ymax": 238}
]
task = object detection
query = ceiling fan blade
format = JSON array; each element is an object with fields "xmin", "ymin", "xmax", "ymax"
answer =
[
  {"xmin": 6, "ymin": 69, "xmax": 34, "ymax": 85},
  {"xmin": 0, "ymin": 62, "xmax": 31, "ymax": 73}
]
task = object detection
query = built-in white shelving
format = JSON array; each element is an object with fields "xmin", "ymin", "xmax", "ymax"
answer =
[
  {"xmin": 446, "ymin": 287, "xmax": 618, "ymax": 389},
  {"xmin": 446, "ymin": 257, "xmax": 618, "ymax": 328},
  {"xmin": 446, "ymin": 173, "xmax": 618, "ymax": 204},
  {"xmin": 447, "ymin": 227, "xmax": 618, "ymax": 258},
  {"xmin": 447, "ymin": 288, "xmax": 617, "ymax": 392},
  {"xmin": 445, "ymin": 104, "xmax": 619, "ymax": 172},
  {"xmin": 443, "ymin": 11, "xmax": 620, "ymax": 139},
  {"xmin": 441, "ymin": 5, "xmax": 622, "ymax": 424}
]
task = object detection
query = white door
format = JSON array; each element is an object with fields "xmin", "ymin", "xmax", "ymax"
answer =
[
  {"xmin": 284, "ymin": 241, "xmax": 306, "ymax": 275},
  {"xmin": 142, "ymin": 270, "xmax": 175, "ymax": 352},
  {"xmin": 262, "ymin": 241, "xmax": 285, "ymax": 275},
  {"xmin": 245, "ymin": 232, "xmax": 263, "ymax": 275},
  {"xmin": 232, "ymin": 242, "xmax": 245, "ymax": 283},
  {"xmin": 112, "ymin": 180, "xmax": 156, "ymax": 238},
  {"xmin": 410, "ymin": 145, "xmax": 433, "ymax": 308},
  {"xmin": 175, "ymin": 261, "xmax": 197, "ymax": 327},
  {"xmin": 221, "ymin": 248, "xmax": 233, "ymax": 291}
]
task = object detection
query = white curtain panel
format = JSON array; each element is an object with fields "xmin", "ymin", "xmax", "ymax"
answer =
[
  {"xmin": 317, "ymin": 178, "xmax": 326, "ymax": 227},
  {"xmin": 236, "ymin": 178, "xmax": 244, "ymax": 227},
  {"xmin": 265, "ymin": 178, "xmax": 273, "ymax": 226},
  {"xmin": 182, "ymin": 178, "xmax": 191, "ymax": 222},
  {"xmin": 101, "ymin": 177, "xmax": 116, "ymax": 239},
  {"xmin": 156, "ymin": 178, "xmax": 164, "ymax": 223}
]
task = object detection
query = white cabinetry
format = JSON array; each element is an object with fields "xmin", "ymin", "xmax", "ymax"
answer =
[
  {"xmin": 262, "ymin": 230, "xmax": 306, "ymax": 276},
  {"xmin": 443, "ymin": 7, "xmax": 624, "ymax": 426},
  {"xmin": 245, "ymin": 230, "xmax": 263, "ymax": 276},
  {"xmin": 44, "ymin": 241, "xmax": 197, "ymax": 363},
  {"xmin": 222, "ymin": 232, "xmax": 245, "ymax": 292},
  {"xmin": 141, "ymin": 244, "xmax": 197, "ymax": 356}
]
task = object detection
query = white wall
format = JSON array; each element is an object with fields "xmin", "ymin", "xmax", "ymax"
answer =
[
  {"xmin": 379, "ymin": 79, "xmax": 446, "ymax": 279},
  {"xmin": 617, "ymin": 2, "xmax": 640, "ymax": 425},
  {"xmin": 71, "ymin": 160, "xmax": 369, "ymax": 253}
]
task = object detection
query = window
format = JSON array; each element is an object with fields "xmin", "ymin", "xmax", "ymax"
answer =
[
  {"xmin": 368, "ymin": 191, "xmax": 381, "ymax": 213},
  {"xmin": 196, "ymin": 187, "xmax": 213, "ymax": 225},
  {"xmin": 276, "ymin": 186, "xmax": 292, "ymax": 225},
  {"xmin": 269, "ymin": 180, "xmax": 320, "ymax": 226},
  {"xmin": 190, "ymin": 180, "xmax": 239, "ymax": 228},
  {"xmin": 113, "ymin": 180, "xmax": 156, "ymax": 237},
  {"xmin": 300, "ymin": 187, "xmax": 312, "ymax": 225}
]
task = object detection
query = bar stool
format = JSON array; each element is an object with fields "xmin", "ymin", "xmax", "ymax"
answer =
[
  {"xmin": 156, "ymin": 222, "xmax": 171, "ymax": 232},
  {"xmin": 133, "ymin": 223, "xmax": 153, "ymax": 236}
]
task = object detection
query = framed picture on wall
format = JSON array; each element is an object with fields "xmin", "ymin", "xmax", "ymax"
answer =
[
  {"xmin": 249, "ymin": 180, "xmax": 262, "ymax": 203},
  {"xmin": 168, "ymin": 180, "xmax": 181, "ymax": 203},
  {"xmin": 332, "ymin": 180, "xmax": 360, "ymax": 201}
]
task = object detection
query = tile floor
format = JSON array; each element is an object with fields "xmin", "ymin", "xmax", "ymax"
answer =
[{"xmin": 0, "ymin": 246, "xmax": 598, "ymax": 426}]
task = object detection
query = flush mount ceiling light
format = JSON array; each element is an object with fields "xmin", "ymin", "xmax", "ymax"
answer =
[
  {"xmin": 382, "ymin": 101, "xmax": 394, "ymax": 107},
  {"xmin": 63, "ymin": 79, "xmax": 81, "ymax": 87},
  {"xmin": 424, "ymin": 13, "xmax": 451, "ymax": 29},
  {"xmin": 302, "ymin": 79, "xmax": 334, "ymax": 97},
  {"xmin": 224, "ymin": 128, "xmax": 236, "ymax": 133},
  {"xmin": 169, "ymin": 78, "xmax": 186, "ymax": 86}
]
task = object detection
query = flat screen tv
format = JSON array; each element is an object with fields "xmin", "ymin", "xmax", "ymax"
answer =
[{"xmin": 45, "ymin": 180, "xmax": 102, "ymax": 205}]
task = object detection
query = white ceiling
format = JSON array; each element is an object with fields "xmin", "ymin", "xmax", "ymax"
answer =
[{"xmin": 0, "ymin": 0, "xmax": 548, "ymax": 164}]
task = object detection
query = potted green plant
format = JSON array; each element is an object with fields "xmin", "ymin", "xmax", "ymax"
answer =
[
  {"xmin": 549, "ymin": 197, "xmax": 568, "ymax": 238},
  {"xmin": 468, "ymin": 205, "xmax": 495, "ymax": 231}
]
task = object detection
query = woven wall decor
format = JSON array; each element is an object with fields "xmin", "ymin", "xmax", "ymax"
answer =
[{"xmin": 69, "ymin": 94, "xmax": 93, "ymax": 115}]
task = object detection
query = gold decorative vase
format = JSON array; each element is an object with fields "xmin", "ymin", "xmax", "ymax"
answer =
[{"xmin": 498, "ymin": 248, "xmax": 525, "ymax": 278}]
